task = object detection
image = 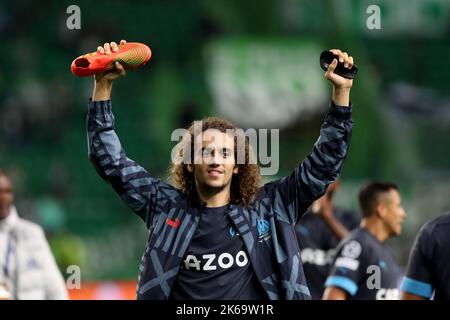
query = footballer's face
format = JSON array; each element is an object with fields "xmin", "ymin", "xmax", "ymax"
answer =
[
  {"xmin": 0, "ymin": 174, "xmax": 14, "ymax": 220},
  {"xmin": 188, "ymin": 129, "xmax": 238, "ymax": 193},
  {"xmin": 381, "ymin": 189, "xmax": 406, "ymax": 236}
]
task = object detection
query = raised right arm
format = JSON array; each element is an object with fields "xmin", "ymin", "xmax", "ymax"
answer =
[
  {"xmin": 87, "ymin": 98, "xmax": 160, "ymax": 224},
  {"xmin": 87, "ymin": 41, "xmax": 174, "ymax": 226}
]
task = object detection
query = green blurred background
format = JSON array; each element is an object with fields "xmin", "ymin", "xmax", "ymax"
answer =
[{"xmin": 1, "ymin": 0, "xmax": 450, "ymax": 283}]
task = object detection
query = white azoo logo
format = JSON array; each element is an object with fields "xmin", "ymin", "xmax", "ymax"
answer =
[{"xmin": 183, "ymin": 251, "xmax": 249, "ymax": 271}]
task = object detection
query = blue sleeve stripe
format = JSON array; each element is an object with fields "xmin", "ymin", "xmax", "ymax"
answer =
[
  {"xmin": 400, "ymin": 277, "xmax": 433, "ymax": 298},
  {"xmin": 325, "ymin": 276, "xmax": 358, "ymax": 296}
]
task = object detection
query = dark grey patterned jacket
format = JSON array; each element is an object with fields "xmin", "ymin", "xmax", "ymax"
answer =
[{"xmin": 87, "ymin": 99, "xmax": 353, "ymax": 300}]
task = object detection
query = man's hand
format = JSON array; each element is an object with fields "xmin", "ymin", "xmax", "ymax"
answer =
[
  {"xmin": 311, "ymin": 195, "xmax": 333, "ymax": 219},
  {"xmin": 312, "ymin": 180, "xmax": 339, "ymax": 219},
  {"xmin": 92, "ymin": 40, "xmax": 127, "ymax": 101},
  {"xmin": 324, "ymin": 49, "xmax": 354, "ymax": 107},
  {"xmin": 311, "ymin": 182, "xmax": 350, "ymax": 241}
]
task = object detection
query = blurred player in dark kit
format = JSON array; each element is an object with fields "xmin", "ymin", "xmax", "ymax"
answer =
[
  {"xmin": 401, "ymin": 212, "xmax": 450, "ymax": 300},
  {"xmin": 296, "ymin": 180, "xmax": 360, "ymax": 299},
  {"xmin": 323, "ymin": 182, "xmax": 405, "ymax": 300}
]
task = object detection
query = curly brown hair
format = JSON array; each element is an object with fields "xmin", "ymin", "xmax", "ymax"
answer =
[{"xmin": 169, "ymin": 117, "xmax": 261, "ymax": 207}]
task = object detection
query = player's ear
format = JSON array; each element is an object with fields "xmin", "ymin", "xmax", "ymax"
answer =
[
  {"xmin": 187, "ymin": 164, "xmax": 194, "ymax": 173},
  {"xmin": 376, "ymin": 203, "xmax": 387, "ymax": 219},
  {"xmin": 233, "ymin": 165, "xmax": 239, "ymax": 174}
]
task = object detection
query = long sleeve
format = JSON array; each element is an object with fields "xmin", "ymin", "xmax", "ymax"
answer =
[
  {"xmin": 86, "ymin": 99, "xmax": 180, "ymax": 226},
  {"xmin": 269, "ymin": 101, "xmax": 353, "ymax": 225}
]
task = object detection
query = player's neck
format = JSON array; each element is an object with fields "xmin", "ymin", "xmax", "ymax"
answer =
[
  {"xmin": 361, "ymin": 218, "xmax": 390, "ymax": 243},
  {"xmin": 195, "ymin": 184, "xmax": 231, "ymax": 208}
]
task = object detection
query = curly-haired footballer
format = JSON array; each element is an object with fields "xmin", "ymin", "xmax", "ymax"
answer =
[{"xmin": 86, "ymin": 40, "xmax": 354, "ymax": 300}]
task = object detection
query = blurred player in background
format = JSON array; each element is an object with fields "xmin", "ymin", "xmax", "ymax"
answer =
[
  {"xmin": 323, "ymin": 182, "xmax": 405, "ymax": 300},
  {"xmin": 400, "ymin": 212, "xmax": 450, "ymax": 300},
  {"xmin": 0, "ymin": 170, "xmax": 67, "ymax": 300},
  {"xmin": 295, "ymin": 180, "xmax": 360, "ymax": 299},
  {"xmin": 86, "ymin": 40, "xmax": 355, "ymax": 299}
]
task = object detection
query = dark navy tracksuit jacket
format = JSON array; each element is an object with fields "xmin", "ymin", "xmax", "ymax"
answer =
[{"xmin": 86, "ymin": 99, "xmax": 353, "ymax": 300}]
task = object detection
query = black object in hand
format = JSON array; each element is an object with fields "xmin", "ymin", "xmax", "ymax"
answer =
[{"xmin": 320, "ymin": 50, "xmax": 358, "ymax": 79}]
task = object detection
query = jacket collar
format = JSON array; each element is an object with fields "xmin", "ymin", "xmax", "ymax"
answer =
[
  {"xmin": 0, "ymin": 206, "xmax": 19, "ymax": 232},
  {"xmin": 226, "ymin": 204, "xmax": 256, "ymax": 254}
]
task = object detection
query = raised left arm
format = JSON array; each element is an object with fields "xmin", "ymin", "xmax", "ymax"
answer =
[{"xmin": 270, "ymin": 49, "xmax": 355, "ymax": 225}]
